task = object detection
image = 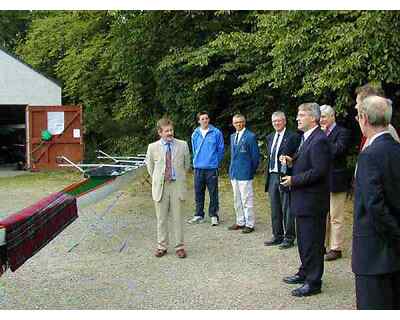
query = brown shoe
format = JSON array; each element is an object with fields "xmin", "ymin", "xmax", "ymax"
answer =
[
  {"xmin": 176, "ymin": 249, "xmax": 187, "ymax": 259},
  {"xmin": 325, "ymin": 250, "xmax": 342, "ymax": 261},
  {"xmin": 154, "ymin": 248, "xmax": 167, "ymax": 257},
  {"xmin": 228, "ymin": 224, "xmax": 245, "ymax": 230},
  {"xmin": 241, "ymin": 227, "xmax": 255, "ymax": 234}
]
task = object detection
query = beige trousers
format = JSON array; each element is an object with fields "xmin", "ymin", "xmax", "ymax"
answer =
[
  {"xmin": 154, "ymin": 181, "xmax": 184, "ymax": 252},
  {"xmin": 325, "ymin": 192, "xmax": 347, "ymax": 251}
]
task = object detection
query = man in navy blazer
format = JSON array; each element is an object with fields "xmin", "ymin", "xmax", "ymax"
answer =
[
  {"xmin": 264, "ymin": 111, "xmax": 300, "ymax": 249},
  {"xmin": 280, "ymin": 102, "xmax": 331, "ymax": 297},
  {"xmin": 353, "ymin": 96, "xmax": 400, "ymax": 309},
  {"xmin": 228, "ymin": 114, "xmax": 260, "ymax": 233},
  {"xmin": 320, "ymin": 105, "xmax": 352, "ymax": 261}
]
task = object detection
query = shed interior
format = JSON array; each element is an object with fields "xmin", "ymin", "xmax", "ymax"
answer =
[{"xmin": 0, "ymin": 105, "xmax": 26, "ymax": 170}]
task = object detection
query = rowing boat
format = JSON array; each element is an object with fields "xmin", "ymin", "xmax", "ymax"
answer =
[
  {"xmin": 0, "ymin": 151, "xmax": 146, "ymax": 276},
  {"xmin": 60, "ymin": 152, "xmax": 146, "ymax": 209}
]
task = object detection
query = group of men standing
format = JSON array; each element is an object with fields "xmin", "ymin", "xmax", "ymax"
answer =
[{"xmin": 145, "ymin": 84, "xmax": 400, "ymax": 309}]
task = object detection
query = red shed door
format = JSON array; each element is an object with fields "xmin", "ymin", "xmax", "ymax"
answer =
[{"xmin": 26, "ymin": 105, "xmax": 84, "ymax": 170}]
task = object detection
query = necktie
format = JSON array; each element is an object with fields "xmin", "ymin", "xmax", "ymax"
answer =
[
  {"xmin": 165, "ymin": 143, "xmax": 172, "ymax": 182},
  {"xmin": 235, "ymin": 133, "xmax": 239, "ymax": 144},
  {"xmin": 325, "ymin": 127, "xmax": 331, "ymax": 136},
  {"xmin": 269, "ymin": 133, "xmax": 280, "ymax": 171}
]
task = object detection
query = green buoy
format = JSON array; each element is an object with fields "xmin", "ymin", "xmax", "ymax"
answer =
[{"xmin": 41, "ymin": 130, "xmax": 52, "ymax": 141}]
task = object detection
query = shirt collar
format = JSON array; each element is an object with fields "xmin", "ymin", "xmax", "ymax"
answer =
[
  {"xmin": 160, "ymin": 138, "xmax": 174, "ymax": 145},
  {"xmin": 326, "ymin": 122, "xmax": 336, "ymax": 135},
  {"xmin": 275, "ymin": 127, "xmax": 286, "ymax": 137},
  {"xmin": 365, "ymin": 131, "xmax": 390, "ymax": 148},
  {"xmin": 303, "ymin": 125, "xmax": 319, "ymax": 142}
]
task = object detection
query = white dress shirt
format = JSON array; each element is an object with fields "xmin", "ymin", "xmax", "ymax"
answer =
[
  {"xmin": 302, "ymin": 125, "xmax": 319, "ymax": 142},
  {"xmin": 235, "ymin": 128, "xmax": 246, "ymax": 144},
  {"xmin": 269, "ymin": 128, "xmax": 286, "ymax": 173}
]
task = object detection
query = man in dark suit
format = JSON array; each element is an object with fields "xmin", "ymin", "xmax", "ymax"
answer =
[
  {"xmin": 264, "ymin": 111, "xmax": 300, "ymax": 249},
  {"xmin": 353, "ymin": 95, "xmax": 400, "ymax": 309},
  {"xmin": 228, "ymin": 113, "xmax": 260, "ymax": 234},
  {"xmin": 280, "ymin": 102, "xmax": 331, "ymax": 297},
  {"xmin": 320, "ymin": 105, "xmax": 351, "ymax": 261}
]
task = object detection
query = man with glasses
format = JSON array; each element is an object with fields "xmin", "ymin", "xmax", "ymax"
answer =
[
  {"xmin": 320, "ymin": 105, "xmax": 351, "ymax": 262},
  {"xmin": 228, "ymin": 114, "xmax": 260, "ymax": 234},
  {"xmin": 264, "ymin": 111, "xmax": 300, "ymax": 249}
]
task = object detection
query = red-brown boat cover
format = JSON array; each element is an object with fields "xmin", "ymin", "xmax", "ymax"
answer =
[{"xmin": 0, "ymin": 192, "xmax": 78, "ymax": 276}]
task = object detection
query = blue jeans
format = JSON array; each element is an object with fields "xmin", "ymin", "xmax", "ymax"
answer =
[{"xmin": 194, "ymin": 168, "xmax": 219, "ymax": 218}]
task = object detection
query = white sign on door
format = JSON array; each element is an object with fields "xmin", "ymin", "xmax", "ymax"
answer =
[
  {"xmin": 47, "ymin": 112, "xmax": 65, "ymax": 135},
  {"xmin": 73, "ymin": 129, "xmax": 81, "ymax": 138}
]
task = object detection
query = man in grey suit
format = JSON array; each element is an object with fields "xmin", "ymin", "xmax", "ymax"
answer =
[{"xmin": 145, "ymin": 117, "xmax": 191, "ymax": 258}]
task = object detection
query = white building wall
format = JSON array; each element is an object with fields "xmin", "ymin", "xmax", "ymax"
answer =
[{"xmin": 0, "ymin": 49, "xmax": 61, "ymax": 106}]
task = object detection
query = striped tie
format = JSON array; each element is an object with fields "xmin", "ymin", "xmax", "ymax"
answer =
[{"xmin": 165, "ymin": 143, "xmax": 172, "ymax": 182}]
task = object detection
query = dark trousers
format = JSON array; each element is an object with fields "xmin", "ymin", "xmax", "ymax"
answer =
[
  {"xmin": 268, "ymin": 173, "xmax": 295, "ymax": 242},
  {"xmin": 296, "ymin": 212, "xmax": 327, "ymax": 288},
  {"xmin": 355, "ymin": 270, "xmax": 400, "ymax": 309},
  {"xmin": 194, "ymin": 168, "xmax": 219, "ymax": 218}
]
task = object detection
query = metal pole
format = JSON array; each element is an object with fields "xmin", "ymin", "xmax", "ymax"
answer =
[
  {"xmin": 96, "ymin": 150, "xmax": 119, "ymax": 163},
  {"xmin": 57, "ymin": 156, "xmax": 85, "ymax": 173}
]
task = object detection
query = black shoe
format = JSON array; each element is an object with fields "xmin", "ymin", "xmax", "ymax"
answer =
[
  {"xmin": 264, "ymin": 238, "xmax": 283, "ymax": 246},
  {"xmin": 282, "ymin": 274, "xmax": 305, "ymax": 284},
  {"xmin": 291, "ymin": 283, "xmax": 321, "ymax": 297},
  {"xmin": 241, "ymin": 227, "xmax": 254, "ymax": 234},
  {"xmin": 279, "ymin": 240, "xmax": 294, "ymax": 250}
]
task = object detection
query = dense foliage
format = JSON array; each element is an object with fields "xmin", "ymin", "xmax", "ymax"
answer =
[{"xmin": 3, "ymin": 10, "xmax": 400, "ymax": 159}]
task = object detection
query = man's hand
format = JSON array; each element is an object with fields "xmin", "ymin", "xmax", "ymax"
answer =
[
  {"xmin": 280, "ymin": 175, "xmax": 292, "ymax": 187},
  {"xmin": 279, "ymin": 155, "xmax": 293, "ymax": 167}
]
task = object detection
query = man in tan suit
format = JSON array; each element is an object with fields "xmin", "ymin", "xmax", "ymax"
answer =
[{"xmin": 145, "ymin": 117, "xmax": 191, "ymax": 258}]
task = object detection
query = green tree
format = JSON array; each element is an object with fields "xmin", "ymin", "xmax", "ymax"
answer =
[{"xmin": 0, "ymin": 11, "xmax": 31, "ymax": 51}]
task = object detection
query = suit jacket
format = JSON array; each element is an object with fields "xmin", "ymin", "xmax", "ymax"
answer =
[
  {"xmin": 145, "ymin": 138, "xmax": 191, "ymax": 202},
  {"xmin": 327, "ymin": 125, "xmax": 351, "ymax": 193},
  {"xmin": 352, "ymin": 133, "xmax": 400, "ymax": 275},
  {"xmin": 264, "ymin": 128, "xmax": 301, "ymax": 192},
  {"xmin": 229, "ymin": 128, "xmax": 260, "ymax": 181},
  {"xmin": 290, "ymin": 127, "xmax": 331, "ymax": 217}
]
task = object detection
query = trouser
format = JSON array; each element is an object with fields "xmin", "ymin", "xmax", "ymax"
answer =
[
  {"xmin": 154, "ymin": 181, "xmax": 184, "ymax": 252},
  {"xmin": 296, "ymin": 212, "xmax": 327, "ymax": 288},
  {"xmin": 230, "ymin": 179, "xmax": 255, "ymax": 228},
  {"xmin": 355, "ymin": 270, "xmax": 400, "ymax": 309},
  {"xmin": 325, "ymin": 192, "xmax": 347, "ymax": 251},
  {"xmin": 194, "ymin": 168, "xmax": 219, "ymax": 218},
  {"xmin": 268, "ymin": 173, "xmax": 295, "ymax": 242}
]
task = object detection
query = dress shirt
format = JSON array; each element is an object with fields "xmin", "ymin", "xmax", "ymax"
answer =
[
  {"xmin": 325, "ymin": 122, "xmax": 336, "ymax": 136},
  {"xmin": 235, "ymin": 128, "xmax": 246, "ymax": 144},
  {"xmin": 303, "ymin": 125, "xmax": 319, "ymax": 142},
  {"xmin": 160, "ymin": 138, "xmax": 176, "ymax": 180},
  {"xmin": 269, "ymin": 128, "xmax": 286, "ymax": 173}
]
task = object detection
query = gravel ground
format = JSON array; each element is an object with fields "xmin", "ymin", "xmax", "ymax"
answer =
[{"xmin": 0, "ymin": 171, "xmax": 356, "ymax": 309}]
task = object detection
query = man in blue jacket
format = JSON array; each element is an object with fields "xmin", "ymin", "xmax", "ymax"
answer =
[
  {"xmin": 188, "ymin": 111, "xmax": 224, "ymax": 226},
  {"xmin": 228, "ymin": 114, "xmax": 260, "ymax": 233}
]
